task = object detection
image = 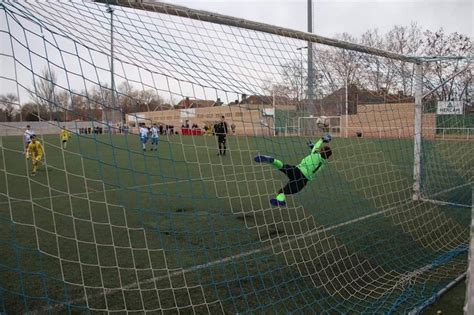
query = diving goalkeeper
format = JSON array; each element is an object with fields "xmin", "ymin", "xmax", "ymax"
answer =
[{"xmin": 254, "ymin": 134, "xmax": 332, "ymax": 206}]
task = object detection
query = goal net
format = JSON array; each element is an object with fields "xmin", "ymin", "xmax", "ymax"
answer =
[
  {"xmin": 0, "ymin": 0, "xmax": 472, "ymax": 313},
  {"xmin": 297, "ymin": 116, "xmax": 341, "ymax": 137}
]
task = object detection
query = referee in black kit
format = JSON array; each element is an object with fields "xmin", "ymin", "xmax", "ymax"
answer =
[{"xmin": 214, "ymin": 115, "xmax": 229, "ymax": 156}]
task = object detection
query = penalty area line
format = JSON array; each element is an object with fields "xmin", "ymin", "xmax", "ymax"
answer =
[
  {"xmin": 39, "ymin": 202, "xmax": 403, "ymax": 313},
  {"xmin": 0, "ymin": 168, "xmax": 268, "ymax": 206}
]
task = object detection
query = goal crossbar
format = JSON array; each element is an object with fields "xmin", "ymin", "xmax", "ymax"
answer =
[{"xmin": 93, "ymin": 0, "xmax": 420, "ymax": 63}]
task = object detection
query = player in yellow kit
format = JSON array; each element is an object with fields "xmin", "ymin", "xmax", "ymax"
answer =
[
  {"xmin": 60, "ymin": 126, "xmax": 71, "ymax": 149},
  {"xmin": 26, "ymin": 135, "xmax": 45, "ymax": 176}
]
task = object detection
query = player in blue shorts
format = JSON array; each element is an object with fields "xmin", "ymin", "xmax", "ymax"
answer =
[
  {"xmin": 139, "ymin": 125, "xmax": 149, "ymax": 151},
  {"xmin": 150, "ymin": 123, "xmax": 159, "ymax": 151}
]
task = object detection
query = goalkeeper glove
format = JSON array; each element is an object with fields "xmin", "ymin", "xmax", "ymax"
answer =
[
  {"xmin": 306, "ymin": 141, "xmax": 314, "ymax": 150},
  {"xmin": 322, "ymin": 133, "xmax": 332, "ymax": 143}
]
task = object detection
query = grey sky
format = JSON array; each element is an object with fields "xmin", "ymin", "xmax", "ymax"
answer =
[
  {"xmin": 164, "ymin": 0, "xmax": 473, "ymax": 38},
  {"xmin": 1, "ymin": 0, "xmax": 471, "ymax": 106}
]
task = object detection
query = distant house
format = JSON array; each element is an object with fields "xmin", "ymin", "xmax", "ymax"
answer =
[
  {"xmin": 240, "ymin": 95, "xmax": 272, "ymax": 105},
  {"xmin": 311, "ymin": 84, "xmax": 414, "ymax": 116},
  {"xmin": 239, "ymin": 94, "xmax": 297, "ymax": 109},
  {"xmin": 175, "ymin": 97, "xmax": 221, "ymax": 109},
  {"xmin": 155, "ymin": 103, "xmax": 173, "ymax": 111},
  {"xmin": 311, "ymin": 84, "xmax": 358, "ymax": 116},
  {"xmin": 148, "ymin": 102, "xmax": 172, "ymax": 111}
]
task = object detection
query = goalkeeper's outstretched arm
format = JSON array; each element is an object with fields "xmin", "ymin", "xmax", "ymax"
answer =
[
  {"xmin": 310, "ymin": 139, "xmax": 324, "ymax": 154},
  {"xmin": 307, "ymin": 134, "xmax": 332, "ymax": 153}
]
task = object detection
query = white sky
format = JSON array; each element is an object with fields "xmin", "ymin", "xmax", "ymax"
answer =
[
  {"xmin": 1, "ymin": 0, "xmax": 472, "ymax": 105},
  {"xmin": 163, "ymin": 0, "xmax": 473, "ymax": 38}
]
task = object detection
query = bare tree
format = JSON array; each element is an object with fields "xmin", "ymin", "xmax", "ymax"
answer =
[
  {"xmin": 136, "ymin": 89, "xmax": 164, "ymax": 112},
  {"xmin": 359, "ymin": 29, "xmax": 387, "ymax": 92},
  {"xmin": 262, "ymin": 81, "xmax": 293, "ymax": 99},
  {"xmin": 384, "ymin": 24, "xmax": 423, "ymax": 95},
  {"xmin": 56, "ymin": 90, "xmax": 71, "ymax": 121},
  {"xmin": 30, "ymin": 68, "xmax": 58, "ymax": 121},
  {"xmin": 21, "ymin": 102, "xmax": 49, "ymax": 121},
  {"xmin": 421, "ymin": 28, "xmax": 473, "ymax": 100},
  {"xmin": 117, "ymin": 81, "xmax": 137, "ymax": 114},
  {"xmin": 0, "ymin": 94, "xmax": 19, "ymax": 122},
  {"xmin": 69, "ymin": 93, "xmax": 88, "ymax": 120},
  {"xmin": 320, "ymin": 33, "xmax": 364, "ymax": 91},
  {"xmin": 90, "ymin": 85, "xmax": 112, "ymax": 110},
  {"xmin": 88, "ymin": 86, "xmax": 113, "ymax": 120},
  {"xmin": 280, "ymin": 58, "xmax": 304, "ymax": 101},
  {"xmin": 404, "ymin": 23, "xmax": 423, "ymax": 95}
]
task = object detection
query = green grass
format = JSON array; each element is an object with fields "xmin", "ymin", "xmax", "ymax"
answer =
[
  {"xmin": 425, "ymin": 281, "xmax": 466, "ymax": 315},
  {"xmin": 0, "ymin": 133, "xmax": 471, "ymax": 313}
]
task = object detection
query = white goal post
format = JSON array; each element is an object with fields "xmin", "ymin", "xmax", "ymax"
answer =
[{"xmin": 466, "ymin": 193, "xmax": 474, "ymax": 314}]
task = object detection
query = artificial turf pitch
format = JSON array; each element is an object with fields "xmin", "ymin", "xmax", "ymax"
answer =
[{"xmin": 0, "ymin": 133, "xmax": 471, "ymax": 313}]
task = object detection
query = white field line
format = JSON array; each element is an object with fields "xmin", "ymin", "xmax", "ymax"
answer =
[
  {"xmin": 0, "ymin": 169, "xmax": 269, "ymax": 206},
  {"xmin": 40, "ymin": 202, "xmax": 404, "ymax": 313},
  {"xmin": 407, "ymin": 272, "xmax": 467, "ymax": 315},
  {"xmin": 420, "ymin": 198, "xmax": 471, "ymax": 209},
  {"xmin": 420, "ymin": 183, "xmax": 472, "ymax": 208},
  {"xmin": 0, "ymin": 159, "xmax": 388, "ymax": 206},
  {"xmin": 428, "ymin": 183, "xmax": 472, "ymax": 198}
]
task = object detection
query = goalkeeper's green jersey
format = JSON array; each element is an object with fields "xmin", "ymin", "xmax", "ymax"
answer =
[{"xmin": 297, "ymin": 139, "xmax": 327, "ymax": 181}]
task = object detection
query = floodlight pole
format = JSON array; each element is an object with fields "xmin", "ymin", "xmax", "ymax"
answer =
[
  {"xmin": 272, "ymin": 89, "xmax": 276, "ymax": 137},
  {"xmin": 307, "ymin": 0, "xmax": 315, "ymax": 119},
  {"xmin": 107, "ymin": 4, "xmax": 116, "ymax": 133},
  {"xmin": 345, "ymin": 73, "xmax": 349, "ymax": 138},
  {"xmin": 413, "ymin": 63, "xmax": 423, "ymax": 200},
  {"xmin": 296, "ymin": 46, "xmax": 307, "ymax": 102}
]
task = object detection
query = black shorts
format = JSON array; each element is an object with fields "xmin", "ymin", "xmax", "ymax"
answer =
[
  {"xmin": 217, "ymin": 135, "xmax": 227, "ymax": 144},
  {"xmin": 279, "ymin": 164, "xmax": 308, "ymax": 195}
]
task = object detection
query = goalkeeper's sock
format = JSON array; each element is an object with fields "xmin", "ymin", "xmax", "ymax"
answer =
[
  {"xmin": 254, "ymin": 156, "xmax": 283, "ymax": 169},
  {"xmin": 272, "ymin": 159, "xmax": 283, "ymax": 169},
  {"xmin": 276, "ymin": 193, "xmax": 286, "ymax": 202},
  {"xmin": 32, "ymin": 164, "xmax": 37, "ymax": 174},
  {"xmin": 270, "ymin": 193, "xmax": 286, "ymax": 206}
]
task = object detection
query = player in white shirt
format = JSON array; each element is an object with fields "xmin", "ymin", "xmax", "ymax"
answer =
[
  {"xmin": 23, "ymin": 125, "xmax": 35, "ymax": 156},
  {"xmin": 150, "ymin": 123, "xmax": 159, "ymax": 151},
  {"xmin": 139, "ymin": 125, "xmax": 149, "ymax": 151}
]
